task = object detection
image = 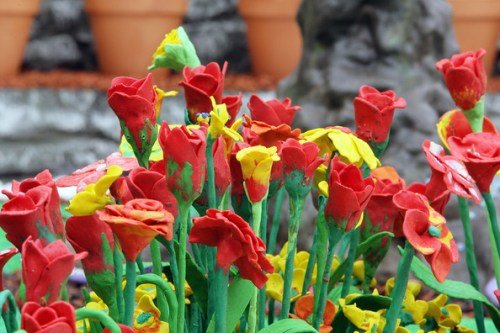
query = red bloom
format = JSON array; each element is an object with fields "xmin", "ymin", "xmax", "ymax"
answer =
[
  {"xmin": 229, "ymin": 142, "xmax": 252, "ymax": 218},
  {"xmin": 0, "ymin": 248, "xmax": 17, "ymax": 290},
  {"xmin": 111, "ymin": 167, "xmax": 178, "ymax": 217},
  {"xmin": 354, "ymin": 85, "xmax": 406, "ymax": 143},
  {"xmin": 2, "ymin": 170, "xmax": 64, "ymax": 239},
  {"xmin": 324, "ymin": 157, "xmax": 374, "ymax": 231},
  {"xmin": 222, "ymin": 94, "xmax": 243, "ymax": 127},
  {"xmin": 159, "ymin": 122, "xmax": 207, "ymax": 203},
  {"xmin": 393, "ymin": 190, "xmax": 459, "ymax": 282},
  {"xmin": 243, "ymin": 115, "xmax": 301, "ymax": 147},
  {"xmin": 97, "ymin": 199, "xmax": 174, "ymax": 261},
  {"xmin": 22, "ymin": 301, "xmax": 75, "ymax": 333},
  {"xmin": 436, "ymin": 49, "xmax": 487, "ymax": 110},
  {"xmin": 248, "ymin": 94, "xmax": 301, "ymax": 126},
  {"xmin": 189, "ymin": 209, "xmax": 273, "ymax": 288},
  {"xmin": 448, "ymin": 132, "xmax": 500, "ymax": 193},
  {"xmin": 107, "ymin": 74, "xmax": 158, "ymax": 149},
  {"xmin": 22, "ymin": 238, "xmax": 86, "ymax": 304},
  {"xmin": 422, "ymin": 140, "xmax": 481, "ymax": 204}
]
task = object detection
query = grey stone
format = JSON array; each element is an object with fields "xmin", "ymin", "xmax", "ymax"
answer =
[{"xmin": 24, "ymin": 35, "xmax": 83, "ymax": 70}]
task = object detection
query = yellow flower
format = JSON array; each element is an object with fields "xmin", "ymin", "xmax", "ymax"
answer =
[
  {"xmin": 154, "ymin": 86, "xmax": 178, "ymax": 119},
  {"xmin": 342, "ymin": 303, "xmax": 383, "ymax": 332},
  {"xmin": 302, "ymin": 127, "xmax": 380, "ymax": 170},
  {"xmin": 133, "ymin": 294, "xmax": 170, "ymax": 332},
  {"xmin": 67, "ymin": 165, "xmax": 122, "ymax": 216},
  {"xmin": 152, "ymin": 29, "xmax": 182, "ymax": 59},
  {"xmin": 313, "ymin": 164, "xmax": 328, "ymax": 192},
  {"xmin": 266, "ymin": 268, "xmax": 306, "ymax": 303},
  {"xmin": 208, "ymin": 97, "xmax": 243, "ymax": 141},
  {"xmin": 352, "ymin": 260, "xmax": 377, "ymax": 288},
  {"xmin": 135, "ymin": 283, "xmax": 157, "ymax": 302},
  {"xmin": 402, "ymin": 290, "xmax": 428, "ymax": 326},
  {"xmin": 120, "ymin": 125, "xmax": 163, "ymax": 161},
  {"xmin": 149, "ymin": 26, "xmax": 200, "ymax": 71},
  {"xmin": 385, "ymin": 278, "xmax": 422, "ymax": 298},
  {"xmin": 425, "ymin": 294, "xmax": 462, "ymax": 330},
  {"xmin": 77, "ymin": 296, "xmax": 109, "ymax": 333}
]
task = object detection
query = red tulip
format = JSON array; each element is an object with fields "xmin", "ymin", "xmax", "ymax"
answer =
[
  {"xmin": 422, "ymin": 140, "xmax": 481, "ymax": 204},
  {"xmin": 3, "ymin": 170, "xmax": 64, "ymax": 239},
  {"xmin": 393, "ymin": 190, "xmax": 459, "ymax": 282},
  {"xmin": 248, "ymin": 94, "xmax": 301, "ymax": 126},
  {"xmin": 97, "ymin": 199, "xmax": 174, "ymax": 262},
  {"xmin": 229, "ymin": 142, "xmax": 253, "ymax": 219},
  {"xmin": 107, "ymin": 74, "xmax": 158, "ymax": 150},
  {"xmin": 222, "ymin": 94, "xmax": 243, "ymax": 126},
  {"xmin": 448, "ymin": 132, "xmax": 500, "ymax": 193},
  {"xmin": 21, "ymin": 301, "xmax": 75, "ymax": 333},
  {"xmin": 436, "ymin": 49, "xmax": 487, "ymax": 110},
  {"xmin": 159, "ymin": 122, "xmax": 207, "ymax": 203},
  {"xmin": 354, "ymin": 85, "xmax": 406, "ymax": 143},
  {"xmin": 22, "ymin": 238, "xmax": 86, "ymax": 304},
  {"xmin": 189, "ymin": 209, "xmax": 273, "ymax": 288},
  {"xmin": 324, "ymin": 157, "xmax": 374, "ymax": 231},
  {"xmin": 0, "ymin": 248, "xmax": 18, "ymax": 290}
]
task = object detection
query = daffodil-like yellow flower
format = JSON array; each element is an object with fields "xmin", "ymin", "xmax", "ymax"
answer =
[
  {"xmin": 266, "ymin": 268, "xmax": 306, "ymax": 302},
  {"xmin": 352, "ymin": 260, "xmax": 377, "ymax": 288},
  {"xmin": 208, "ymin": 97, "xmax": 243, "ymax": 141},
  {"xmin": 120, "ymin": 125, "xmax": 163, "ymax": 162},
  {"xmin": 154, "ymin": 86, "xmax": 178, "ymax": 119},
  {"xmin": 385, "ymin": 277, "xmax": 422, "ymax": 298},
  {"xmin": 424, "ymin": 294, "xmax": 463, "ymax": 332},
  {"xmin": 149, "ymin": 26, "xmax": 200, "ymax": 71},
  {"xmin": 67, "ymin": 165, "xmax": 122, "ymax": 216},
  {"xmin": 401, "ymin": 289, "xmax": 428, "ymax": 326},
  {"xmin": 135, "ymin": 283, "xmax": 157, "ymax": 302},
  {"xmin": 342, "ymin": 303, "xmax": 384, "ymax": 332},
  {"xmin": 134, "ymin": 294, "xmax": 170, "ymax": 332},
  {"xmin": 76, "ymin": 294, "xmax": 109, "ymax": 333},
  {"xmin": 236, "ymin": 145, "xmax": 280, "ymax": 203},
  {"xmin": 302, "ymin": 127, "xmax": 380, "ymax": 170},
  {"xmin": 313, "ymin": 164, "xmax": 328, "ymax": 192}
]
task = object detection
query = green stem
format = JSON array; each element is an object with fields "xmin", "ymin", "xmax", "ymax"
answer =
[
  {"xmin": 280, "ymin": 196, "xmax": 305, "ymax": 319},
  {"xmin": 136, "ymin": 256, "xmax": 145, "ymax": 275},
  {"xmin": 313, "ymin": 225, "xmax": 341, "ymax": 330},
  {"xmin": 190, "ymin": 301, "xmax": 201, "ymax": 333},
  {"xmin": 0, "ymin": 290, "xmax": 19, "ymax": 332},
  {"xmin": 113, "ymin": 244, "xmax": 124, "ymax": 323},
  {"xmin": 341, "ymin": 230, "xmax": 360, "ymax": 298},
  {"xmin": 312, "ymin": 197, "xmax": 328, "ymax": 329},
  {"xmin": 483, "ymin": 192, "xmax": 500, "ymax": 261},
  {"xmin": 268, "ymin": 187, "xmax": 285, "ymax": 254},
  {"xmin": 156, "ymin": 237, "xmax": 180, "ymax": 293},
  {"xmin": 457, "ymin": 197, "xmax": 486, "ymax": 333},
  {"xmin": 214, "ymin": 266, "xmax": 229, "ymax": 333},
  {"xmin": 302, "ymin": 227, "xmax": 318, "ymax": 295},
  {"xmin": 177, "ymin": 202, "xmax": 190, "ymax": 333},
  {"xmin": 258, "ymin": 198, "xmax": 268, "ymax": 330},
  {"xmin": 463, "ymin": 97, "xmax": 485, "ymax": 133},
  {"xmin": 206, "ymin": 138, "xmax": 216, "ymax": 209},
  {"xmin": 150, "ymin": 239, "xmax": 168, "ymax": 322},
  {"xmin": 123, "ymin": 260, "xmax": 137, "ymax": 327},
  {"xmin": 247, "ymin": 200, "xmax": 263, "ymax": 333},
  {"xmin": 382, "ymin": 242, "xmax": 414, "ymax": 333},
  {"xmin": 268, "ymin": 299, "xmax": 275, "ymax": 324},
  {"xmin": 76, "ymin": 308, "xmax": 121, "ymax": 333}
]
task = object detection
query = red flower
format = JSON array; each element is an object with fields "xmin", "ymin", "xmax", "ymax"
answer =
[
  {"xmin": 243, "ymin": 115, "xmax": 301, "ymax": 148},
  {"xmin": 354, "ymin": 85, "xmax": 406, "ymax": 143},
  {"xmin": 436, "ymin": 49, "xmax": 487, "ymax": 110},
  {"xmin": 393, "ymin": 190, "xmax": 459, "ymax": 282},
  {"xmin": 448, "ymin": 132, "xmax": 500, "ymax": 193},
  {"xmin": 422, "ymin": 140, "xmax": 481, "ymax": 204},
  {"xmin": 159, "ymin": 122, "xmax": 207, "ymax": 203},
  {"xmin": 324, "ymin": 157, "xmax": 374, "ymax": 231},
  {"xmin": 248, "ymin": 94, "xmax": 301, "ymax": 126},
  {"xmin": 22, "ymin": 238, "xmax": 87, "ymax": 304},
  {"xmin": 222, "ymin": 94, "xmax": 243, "ymax": 127},
  {"xmin": 97, "ymin": 199, "xmax": 174, "ymax": 261},
  {"xmin": 0, "ymin": 248, "xmax": 18, "ymax": 290},
  {"xmin": 57, "ymin": 152, "xmax": 138, "ymax": 191},
  {"xmin": 107, "ymin": 74, "xmax": 158, "ymax": 150},
  {"xmin": 189, "ymin": 209, "xmax": 273, "ymax": 288},
  {"xmin": 21, "ymin": 301, "xmax": 75, "ymax": 333},
  {"xmin": 2, "ymin": 170, "xmax": 64, "ymax": 239},
  {"xmin": 111, "ymin": 167, "xmax": 178, "ymax": 217},
  {"xmin": 229, "ymin": 142, "xmax": 252, "ymax": 218}
]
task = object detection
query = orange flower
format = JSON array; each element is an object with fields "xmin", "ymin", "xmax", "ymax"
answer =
[
  {"xmin": 242, "ymin": 115, "xmax": 301, "ymax": 147},
  {"xmin": 290, "ymin": 295, "xmax": 336, "ymax": 333}
]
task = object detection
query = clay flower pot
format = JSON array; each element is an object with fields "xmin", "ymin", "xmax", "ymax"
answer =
[
  {"xmin": 449, "ymin": 0, "xmax": 500, "ymax": 77},
  {"xmin": 239, "ymin": 0, "xmax": 303, "ymax": 81},
  {"xmin": 0, "ymin": 0, "xmax": 41, "ymax": 78},
  {"xmin": 85, "ymin": 0, "xmax": 188, "ymax": 77}
]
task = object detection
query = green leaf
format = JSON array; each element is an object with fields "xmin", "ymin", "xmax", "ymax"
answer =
[
  {"xmin": 408, "ymin": 253, "xmax": 500, "ymax": 331},
  {"xmin": 327, "ymin": 284, "xmax": 360, "ymax": 304},
  {"xmin": 257, "ymin": 319, "xmax": 318, "ymax": 333},
  {"xmin": 328, "ymin": 231, "xmax": 394, "ymax": 289}
]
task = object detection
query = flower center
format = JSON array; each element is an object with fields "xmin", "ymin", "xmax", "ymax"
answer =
[
  {"xmin": 137, "ymin": 312, "xmax": 153, "ymax": 324},
  {"xmin": 441, "ymin": 307, "xmax": 449, "ymax": 316},
  {"xmin": 428, "ymin": 225, "xmax": 441, "ymax": 238}
]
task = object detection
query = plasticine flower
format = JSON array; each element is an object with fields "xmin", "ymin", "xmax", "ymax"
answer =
[
  {"xmin": 67, "ymin": 165, "xmax": 123, "ymax": 216},
  {"xmin": 302, "ymin": 127, "xmax": 380, "ymax": 170},
  {"xmin": 280, "ymin": 139, "xmax": 325, "ymax": 198},
  {"xmin": 133, "ymin": 294, "xmax": 170, "ymax": 332},
  {"xmin": 393, "ymin": 191, "xmax": 459, "ymax": 282},
  {"xmin": 189, "ymin": 209, "xmax": 274, "ymax": 288},
  {"xmin": 97, "ymin": 199, "xmax": 174, "ymax": 262},
  {"xmin": 436, "ymin": 109, "xmax": 497, "ymax": 150},
  {"xmin": 111, "ymin": 167, "xmax": 178, "ymax": 217},
  {"xmin": 422, "ymin": 140, "xmax": 481, "ymax": 204},
  {"xmin": 0, "ymin": 248, "xmax": 18, "ymax": 290},
  {"xmin": 149, "ymin": 26, "xmax": 200, "ymax": 71},
  {"xmin": 290, "ymin": 295, "xmax": 335, "ymax": 333},
  {"xmin": 207, "ymin": 97, "xmax": 243, "ymax": 141},
  {"xmin": 323, "ymin": 157, "xmax": 375, "ymax": 231},
  {"xmin": 229, "ymin": 142, "xmax": 253, "ymax": 219},
  {"xmin": 2, "ymin": 169, "xmax": 64, "ymax": 239},
  {"xmin": 423, "ymin": 294, "xmax": 462, "ymax": 332},
  {"xmin": 22, "ymin": 238, "xmax": 87, "ymax": 304},
  {"xmin": 21, "ymin": 301, "xmax": 76, "ymax": 333},
  {"xmin": 159, "ymin": 122, "xmax": 207, "ymax": 203},
  {"xmin": 448, "ymin": 132, "xmax": 500, "ymax": 193},
  {"xmin": 342, "ymin": 303, "xmax": 383, "ymax": 332},
  {"xmin": 57, "ymin": 152, "xmax": 138, "ymax": 191},
  {"xmin": 242, "ymin": 115, "xmax": 301, "ymax": 148},
  {"xmin": 266, "ymin": 268, "xmax": 306, "ymax": 302},
  {"xmin": 354, "ymin": 85, "xmax": 407, "ymax": 144},
  {"xmin": 352, "ymin": 260, "xmax": 377, "ymax": 288},
  {"xmin": 107, "ymin": 73, "xmax": 158, "ymax": 151},
  {"xmin": 236, "ymin": 145, "xmax": 281, "ymax": 203},
  {"xmin": 247, "ymin": 94, "xmax": 301, "ymax": 126},
  {"xmin": 436, "ymin": 49, "xmax": 487, "ymax": 110}
]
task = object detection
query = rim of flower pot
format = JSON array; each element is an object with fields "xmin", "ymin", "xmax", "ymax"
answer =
[
  {"xmin": 449, "ymin": 0, "xmax": 500, "ymax": 18},
  {"xmin": 85, "ymin": 0, "xmax": 188, "ymax": 16},
  {"xmin": 0, "ymin": 0, "xmax": 41, "ymax": 15},
  {"xmin": 238, "ymin": 0, "xmax": 302, "ymax": 18}
]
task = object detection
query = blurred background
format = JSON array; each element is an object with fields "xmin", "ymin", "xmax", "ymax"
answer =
[{"xmin": 0, "ymin": 0, "xmax": 499, "ymax": 296}]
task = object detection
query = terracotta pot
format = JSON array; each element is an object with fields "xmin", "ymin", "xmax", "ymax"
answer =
[
  {"xmin": 449, "ymin": 0, "xmax": 500, "ymax": 76},
  {"xmin": 85, "ymin": 0, "xmax": 188, "ymax": 77},
  {"xmin": 239, "ymin": 0, "xmax": 303, "ymax": 80},
  {"xmin": 0, "ymin": 0, "xmax": 41, "ymax": 78}
]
